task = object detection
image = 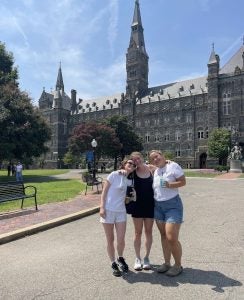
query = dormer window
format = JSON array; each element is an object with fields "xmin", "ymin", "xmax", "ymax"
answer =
[{"xmin": 190, "ymin": 84, "xmax": 195, "ymax": 90}]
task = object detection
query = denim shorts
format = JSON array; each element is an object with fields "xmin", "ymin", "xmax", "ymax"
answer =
[{"xmin": 154, "ymin": 195, "xmax": 183, "ymax": 224}]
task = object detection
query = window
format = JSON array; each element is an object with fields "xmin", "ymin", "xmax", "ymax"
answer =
[
  {"xmin": 175, "ymin": 130, "xmax": 181, "ymax": 141},
  {"xmin": 164, "ymin": 132, "xmax": 170, "ymax": 141},
  {"xmin": 223, "ymin": 93, "xmax": 231, "ymax": 115},
  {"xmin": 164, "ymin": 116, "xmax": 170, "ymax": 123},
  {"xmin": 205, "ymin": 127, "xmax": 209, "ymax": 139},
  {"xmin": 145, "ymin": 119, "xmax": 150, "ymax": 126},
  {"xmin": 154, "ymin": 118, "xmax": 159, "ymax": 126},
  {"xmin": 198, "ymin": 128, "xmax": 204, "ymax": 139},
  {"xmin": 136, "ymin": 120, "xmax": 141, "ymax": 127},
  {"xmin": 174, "ymin": 114, "xmax": 180, "ymax": 122},
  {"xmin": 186, "ymin": 114, "xmax": 192, "ymax": 123},
  {"xmin": 145, "ymin": 133, "xmax": 150, "ymax": 143},
  {"xmin": 155, "ymin": 133, "xmax": 160, "ymax": 142},
  {"xmin": 175, "ymin": 147, "xmax": 181, "ymax": 157},
  {"xmin": 186, "ymin": 144, "xmax": 191, "ymax": 156},
  {"xmin": 187, "ymin": 129, "xmax": 193, "ymax": 140}
]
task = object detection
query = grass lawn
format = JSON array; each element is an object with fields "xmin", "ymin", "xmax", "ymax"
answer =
[
  {"xmin": 0, "ymin": 169, "xmax": 85, "ymax": 212},
  {"xmin": 184, "ymin": 170, "xmax": 220, "ymax": 178}
]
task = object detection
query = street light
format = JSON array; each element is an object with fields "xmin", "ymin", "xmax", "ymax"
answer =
[{"xmin": 91, "ymin": 139, "xmax": 98, "ymax": 180}]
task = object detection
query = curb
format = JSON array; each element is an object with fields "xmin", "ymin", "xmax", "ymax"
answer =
[{"xmin": 0, "ymin": 206, "xmax": 100, "ymax": 245}]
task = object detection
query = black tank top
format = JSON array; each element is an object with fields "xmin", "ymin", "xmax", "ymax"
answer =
[{"xmin": 132, "ymin": 171, "xmax": 154, "ymax": 218}]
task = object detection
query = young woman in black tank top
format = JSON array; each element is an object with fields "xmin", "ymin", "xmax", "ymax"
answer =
[{"xmin": 130, "ymin": 152, "xmax": 156, "ymax": 271}]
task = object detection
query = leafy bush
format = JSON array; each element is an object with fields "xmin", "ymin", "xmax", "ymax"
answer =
[{"xmin": 214, "ymin": 165, "xmax": 230, "ymax": 172}]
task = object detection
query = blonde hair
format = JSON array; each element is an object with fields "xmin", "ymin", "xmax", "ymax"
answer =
[
  {"xmin": 149, "ymin": 150, "xmax": 164, "ymax": 163},
  {"xmin": 130, "ymin": 151, "xmax": 144, "ymax": 160},
  {"xmin": 149, "ymin": 150, "xmax": 163, "ymax": 156}
]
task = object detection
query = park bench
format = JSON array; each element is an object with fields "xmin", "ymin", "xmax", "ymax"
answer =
[
  {"xmin": 0, "ymin": 181, "xmax": 38, "ymax": 211},
  {"xmin": 82, "ymin": 173, "xmax": 103, "ymax": 195}
]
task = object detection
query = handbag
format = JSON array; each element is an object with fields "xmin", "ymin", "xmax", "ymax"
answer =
[{"xmin": 125, "ymin": 180, "xmax": 137, "ymax": 214}]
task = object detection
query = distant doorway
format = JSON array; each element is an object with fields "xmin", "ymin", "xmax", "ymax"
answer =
[{"xmin": 199, "ymin": 153, "xmax": 207, "ymax": 169}]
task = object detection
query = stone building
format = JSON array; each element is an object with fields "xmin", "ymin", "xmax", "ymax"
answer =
[{"xmin": 39, "ymin": 0, "xmax": 244, "ymax": 169}]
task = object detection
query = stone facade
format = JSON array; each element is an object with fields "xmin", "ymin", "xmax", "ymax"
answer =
[{"xmin": 39, "ymin": 0, "xmax": 244, "ymax": 169}]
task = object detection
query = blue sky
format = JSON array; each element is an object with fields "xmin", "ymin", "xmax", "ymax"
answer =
[{"xmin": 0, "ymin": 0, "xmax": 243, "ymax": 105}]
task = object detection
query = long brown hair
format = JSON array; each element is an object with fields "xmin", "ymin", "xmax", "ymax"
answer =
[{"xmin": 119, "ymin": 157, "xmax": 134, "ymax": 179}]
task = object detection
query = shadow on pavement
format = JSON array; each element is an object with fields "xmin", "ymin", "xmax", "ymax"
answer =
[
  {"xmin": 0, "ymin": 208, "xmax": 37, "ymax": 220},
  {"xmin": 123, "ymin": 266, "xmax": 242, "ymax": 293}
]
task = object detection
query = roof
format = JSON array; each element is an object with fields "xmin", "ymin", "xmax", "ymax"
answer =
[
  {"xmin": 77, "ymin": 76, "xmax": 208, "ymax": 114},
  {"xmin": 220, "ymin": 45, "xmax": 244, "ymax": 74}
]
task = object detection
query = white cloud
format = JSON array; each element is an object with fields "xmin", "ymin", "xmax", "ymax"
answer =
[
  {"xmin": 220, "ymin": 34, "xmax": 244, "ymax": 60},
  {"xmin": 108, "ymin": 0, "xmax": 119, "ymax": 56}
]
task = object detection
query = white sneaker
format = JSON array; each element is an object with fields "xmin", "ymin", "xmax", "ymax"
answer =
[
  {"xmin": 142, "ymin": 257, "xmax": 151, "ymax": 270},
  {"xmin": 134, "ymin": 258, "xmax": 142, "ymax": 271}
]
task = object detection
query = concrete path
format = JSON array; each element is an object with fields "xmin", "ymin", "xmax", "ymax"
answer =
[
  {"xmin": 0, "ymin": 170, "xmax": 242, "ymax": 245},
  {"xmin": 0, "ymin": 176, "xmax": 243, "ymax": 300}
]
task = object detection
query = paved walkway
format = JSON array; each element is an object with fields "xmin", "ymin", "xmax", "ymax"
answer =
[{"xmin": 0, "ymin": 170, "xmax": 242, "ymax": 244}]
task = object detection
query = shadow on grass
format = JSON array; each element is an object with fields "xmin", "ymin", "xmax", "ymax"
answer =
[{"xmin": 0, "ymin": 175, "xmax": 76, "ymax": 184}]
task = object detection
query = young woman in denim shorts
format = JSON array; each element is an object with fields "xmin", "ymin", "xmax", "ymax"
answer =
[{"xmin": 149, "ymin": 150, "xmax": 186, "ymax": 277}]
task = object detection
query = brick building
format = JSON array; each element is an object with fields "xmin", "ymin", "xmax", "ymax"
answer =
[{"xmin": 39, "ymin": 0, "xmax": 244, "ymax": 168}]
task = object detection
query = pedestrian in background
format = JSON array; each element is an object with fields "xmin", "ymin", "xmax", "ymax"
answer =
[
  {"xmin": 15, "ymin": 162, "xmax": 23, "ymax": 182},
  {"xmin": 99, "ymin": 158, "xmax": 136, "ymax": 277},
  {"xmin": 7, "ymin": 163, "xmax": 11, "ymax": 176},
  {"xmin": 11, "ymin": 164, "xmax": 16, "ymax": 176},
  {"xmin": 149, "ymin": 150, "xmax": 186, "ymax": 277}
]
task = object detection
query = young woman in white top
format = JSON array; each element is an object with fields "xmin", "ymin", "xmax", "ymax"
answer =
[
  {"xmin": 149, "ymin": 150, "xmax": 186, "ymax": 277},
  {"xmin": 100, "ymin": 158, "xmax": 136, "ymax": 277}
]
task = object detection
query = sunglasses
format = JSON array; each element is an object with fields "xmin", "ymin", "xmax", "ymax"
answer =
[{"xmin": 127, "ymin": 161, "xmax": 136, "ymax": 168}]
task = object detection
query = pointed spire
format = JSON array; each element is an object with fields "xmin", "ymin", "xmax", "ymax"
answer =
[
  {"xmin": 56, "ymin": 62, "xmax": 64, "ymax": 92},
  {"xmin": 126, "ymin": 0, "xmax": 148, "ymax": 98},
  {"xmin": 129, "ymin": 0, "xmax": 147, "ymax": 55},
  {"xmin": 208, "ymin": 43, "xmax": 218, "ymax": 64},
  {"xmin": 132, "ymin": 0, "xmax": 142, "ymax": 26}
]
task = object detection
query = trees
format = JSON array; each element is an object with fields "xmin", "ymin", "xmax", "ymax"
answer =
[
  {"xmin": 104, "ymin": 115, "xmax": 143, "ymax": 168},
  {"xmin": 68, "ymin": 117, "xmax": 143, "ymax": 170},
  {"xmin": 208, "ymin": 128, "xmax": 231, "ymax": 165},
  {"xmin": 68, "ymin": 122, "xmax": 122, "ymax": 160},
  {"xmin": 0, "ymin": 42, "xmax": 18, "ymax": 85},
  {"xmin": 0, "ymin": 42, "xmax": 51, "ymax": 163}
]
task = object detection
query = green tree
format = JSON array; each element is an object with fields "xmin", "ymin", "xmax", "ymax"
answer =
[
  {"xmin": 0, "ymin": 42, "xmax": 51, "ymax": 162},
  {"xmin": 63, "ymin": 151, "xmax": 80, "ymax": 168},
  {"xmin": 0, "ymin": 42, "xmax": 18, "ymax": 85},
  {"xmin": 208, "ymin": 128, "xmax": 231, "ymax": 165},
  {"xmin": 163, "ymin": 151, "xmax": 175, "ymax": 160},
  {"xmin": 104, "ymin": 115, "xmax": 143, "ymax": 168},
  {"xmin": 68, "ymin": 122, "xmax": 122, "ymax": 161}
]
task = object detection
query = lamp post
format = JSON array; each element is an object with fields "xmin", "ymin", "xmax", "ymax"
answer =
[{"xmin": 91, "ymin": 139, "xmax": 97, "ymax": 180}]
